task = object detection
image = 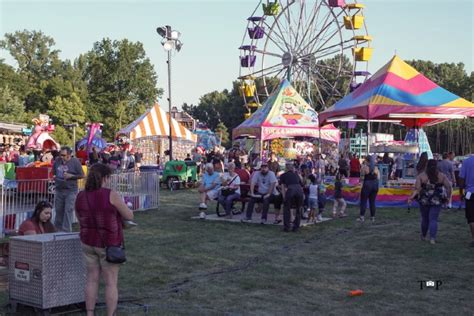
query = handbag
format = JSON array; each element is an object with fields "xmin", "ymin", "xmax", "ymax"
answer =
[
  {"xmin": 86, "ymin": 192, "xmax": 126, "ymax": 264},
  {"xmin": 221, "ymin": 175, "xmax": 238, "ymax": 196}
]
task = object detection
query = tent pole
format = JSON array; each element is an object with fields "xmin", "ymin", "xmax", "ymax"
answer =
[{"xmin": 367, "ymin": 118, "xmax": 371, "ymax": 157}]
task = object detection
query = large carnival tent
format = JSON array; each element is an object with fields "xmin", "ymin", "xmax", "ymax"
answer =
[
  {"xmin": 118, "ymin": 103, "xmax": 197, "ymax": 164},
  {"xmin": 319, "ymin": 55, "xmax": 474, "ymax": 156},
  {"xmin": 233, "ymin": 79, "xmax": 340, "ymax": 143},
  {"xmin": 319, "ymin": 55, "xmax": 474, "ymax": 126}
]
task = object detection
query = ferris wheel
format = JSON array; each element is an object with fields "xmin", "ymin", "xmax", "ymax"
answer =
[{"xmin": 238, "ymin": 0, "xmax": 373, "ymax": 118}]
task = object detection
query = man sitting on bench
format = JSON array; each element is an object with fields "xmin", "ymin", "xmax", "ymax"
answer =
[
  {"xmin": 241, "ymin": 161, "xmax": 278, "ymax": 224},
  {"xmin": 198, "ymin": 163, "xmax": 221, "ymax": 217}
]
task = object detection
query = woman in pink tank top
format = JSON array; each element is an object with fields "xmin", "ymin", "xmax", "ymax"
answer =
[{"xmin": 75, "ymin": 164, "xmax": 133, "ymax": 316}]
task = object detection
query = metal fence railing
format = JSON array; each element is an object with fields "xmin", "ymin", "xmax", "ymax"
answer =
[{"xmin": 0, "ymin": 171, "xmax": 160, "ymax": 237}]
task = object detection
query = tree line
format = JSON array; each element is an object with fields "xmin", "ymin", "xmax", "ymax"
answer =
[{"xmin": 0, "ymin": 30, "xmax": 162, "ymax": 145}]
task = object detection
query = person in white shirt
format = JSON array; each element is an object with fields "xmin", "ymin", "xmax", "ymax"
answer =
[{"xmin": 218, "ymin": 162, "xmax": 241, "ymax": 218}]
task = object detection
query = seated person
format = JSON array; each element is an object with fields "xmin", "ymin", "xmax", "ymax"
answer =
[
  {"xmin": 218, "ymin": 162, "xmax": 241, "ymax": 218},
  {"xmin": 198, "ymin": 163, "xmax": 221, "ymax": 210},
  {"xmin": 241, "ymin": 161, "xmax": 279, "ymax": 224},
  {"xmin": 235, "ymin": 166, "xmax": 251, "ymax": 184},
  {"xmin": 19, "ymin": 201, "xmax": 56, "ymax": 235}
]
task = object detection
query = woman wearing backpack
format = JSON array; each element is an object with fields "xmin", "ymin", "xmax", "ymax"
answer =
[{"xmin": 408, "ymin": 159, "xmax": 452, "ymax": 245}]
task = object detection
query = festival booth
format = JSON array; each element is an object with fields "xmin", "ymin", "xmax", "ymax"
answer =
[
  {"xmin": 233, "ymin": 79, "xmax": 340, "ymax": 162},
  {"xmin": 118, "ymin": 104, "xmax": 197, "ymax": 165},
  {"xmin": 319, "ymin": 55, "xmax": 474, "ymax": 207}
]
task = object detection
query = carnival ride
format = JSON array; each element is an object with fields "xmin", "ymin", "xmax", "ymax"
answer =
[
  {"xmin": 26, "ymin": 115, "xmax": 59, "ymax": 151},
  {"xmin": 76, "ymin": 123, "xmax": 107, "ymax": 152},
  {"xmin": 238, "ymin": 0, "xmax": 373, "ymax": 119}
]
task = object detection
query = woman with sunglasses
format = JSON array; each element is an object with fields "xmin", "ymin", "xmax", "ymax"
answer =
[{"xmin": 19, "ymin": 201, "xmax": 56, "ymax": 235}]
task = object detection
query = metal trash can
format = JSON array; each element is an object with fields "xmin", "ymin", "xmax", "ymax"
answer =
[{"xmin": 9, "ymin": 232, "xmax": 86, "ymax": 312}]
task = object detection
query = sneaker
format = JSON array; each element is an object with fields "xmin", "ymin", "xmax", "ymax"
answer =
[
  {"xmin": 357, "ymin": 216, "xmax": 365, "ymax": 222},
  {"xmin": 371, "ymin": 217, "xmax": 376, "ymax": 223},
  {"xmin": 199, "ymin": 203, "xmax": 207, "ymax": 209},
  {"xmin": 302, "ymin": 212, "xmax": 308, "ymax": 220},
  {"xmin": 316, "ymin": 214, "xmax": 323, "ymax": 222},
  {"xmin": 199, "ymin": 211, "xmax": 206, "ymax": 219},
  {"xmin": 241, "ymin": 217, "xmax": 252, "ymax": 223},
  {"xmin": 273, "ymin": 219, "xmax": 282, "ymax": 224},
  {"xmin": 260, "ymin": 218, "xmax": 267, "ymax": 225},
  {"xmin": 430, "ymin": 239, "xmax": 436, "ymax": 245}
]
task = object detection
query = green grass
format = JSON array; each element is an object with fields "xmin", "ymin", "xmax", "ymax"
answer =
[{"xmin": 2, "ymin": 189, "xmax": 474, "ymax": 315}]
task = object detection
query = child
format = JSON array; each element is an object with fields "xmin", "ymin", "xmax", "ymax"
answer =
[
  {"xmin": 316, "ymin": 173, "xmax": 327, "ymax": 222},
  {"xmin": 307, "ymin": 174, "xmax": 318, "ymax": 223},
  {"xmin": 333, "ymin": 172, "xmax": 347, "ymax": 218}
]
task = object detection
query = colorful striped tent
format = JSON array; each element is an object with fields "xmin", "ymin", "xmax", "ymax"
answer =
[
  {"xmin": 319, "ymin": 55, "xmax": 474, "ymax": 127},
  {"xmin": 118, "ymin": 104, "xmax": 197, "ymax": 142},
  {"xmin": 233, "ymin": 79, "xmax": 340, "ymax": 142}
]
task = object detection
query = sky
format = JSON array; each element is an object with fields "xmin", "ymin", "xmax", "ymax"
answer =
[{"xmin": 1, "ymin": 0, "xmax": 473, "ymax": 112}]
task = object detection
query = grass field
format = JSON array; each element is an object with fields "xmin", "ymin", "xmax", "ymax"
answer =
[{"xmin": 2, "ymin": 188, "xmax": 474, "ymax": 315}]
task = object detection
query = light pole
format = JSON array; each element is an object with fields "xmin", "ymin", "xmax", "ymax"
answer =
[
  {"xmin": 64, "ymin": 123, "xmax": 79, "ymax": 155},
  {"xmin": 156, "ymin": 25, "xmax": 183, "ymax": 161}
]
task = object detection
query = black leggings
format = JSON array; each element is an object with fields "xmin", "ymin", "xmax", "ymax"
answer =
[{"xmin": 360, "ymin": 180, "xmax": 379, "ymax": 217}]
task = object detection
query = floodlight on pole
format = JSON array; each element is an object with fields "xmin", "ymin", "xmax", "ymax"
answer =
[{"xmin": 156, "ymin": 25, "xmax": 183, "ymax": 161}]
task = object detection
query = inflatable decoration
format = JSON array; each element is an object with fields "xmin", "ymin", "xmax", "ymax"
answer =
[
  {"xmin": 76, "ymin": 123, "xmax": 107, "ymax": 152},
  {"xmin": 26, "ymin": 114, "xmax": 60, "ymax": 151}
]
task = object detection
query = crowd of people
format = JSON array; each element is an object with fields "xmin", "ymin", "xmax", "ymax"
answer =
[{"xmin": 195, "ymin": 147, "xmax": 474, "ymax": 247}]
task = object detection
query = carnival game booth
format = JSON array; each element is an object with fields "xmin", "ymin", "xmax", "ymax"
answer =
[
  {"xmin": 320, "ymin": 55, "xmax": 474, "ymax": 207},
  {"xmin": 233, "ymin": 79, "xmax": 340, "ymax": 161},
  {"xmin": 118, "ymin": 104, "xmax": 197, "ymax": 165}
]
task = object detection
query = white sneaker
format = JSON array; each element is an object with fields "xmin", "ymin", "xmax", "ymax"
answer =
[
  {"xmin": 199, "ymin": 211, "xmax": 206, "ymax": 219},
  {"xmin": 357, "ymin": 216, "xmax": 365, "ymax": 222},
  {"xmin": 316, "ymin": 214, "xmax": 323, "ymax": 222},
  {"xmin": 199, "ymin": 203, "xmax": 207, "ymax": 209}
]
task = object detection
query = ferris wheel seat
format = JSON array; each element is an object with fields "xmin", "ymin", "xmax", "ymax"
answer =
[
  {"xmin": 240, "ymin": 84, "xmax": 256, "ymax": 97},
  {"xmin": 354, "ymin": 71, "xmax": 371, "ymax": 76},
  {"xmin": 353, "ymin": 35, "xmax": 373, "ymax": 42},
  {"xmin": 248, "ymin": 26, "xmax": 265, "ymax": 39},
  {"xmin": 247, "ymin": 102, "xmax": 261, "ymax": 108},
  {"xmin": 247, "ymin": 16, "xmax": 265, "ymax": 22},
  {"xmin": 345, "ymin": 3, "xmax": 365, "ymax": 9},
  {"xmin": 328, "ymin": 0, "xmax": 346, "ymax": 7},
  {"xmin": 239, "ymin": 45, "xmax": 257, "ymax": 51},
  {"xmin": 240, "ymin": 55, "xmax": 257, "ymax": 67},
  {"xmin": 353, "ymin": 47, "xmax": 373, "ymax": 62},
  {"xmin": 262, "ymin": 2, "xmax": 280, "ymax": 16},
  {"xmin": 344, "ymin": 15, "xmax": 364, "ymax": 29}
]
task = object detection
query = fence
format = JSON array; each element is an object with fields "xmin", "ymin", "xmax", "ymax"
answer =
[{"xmin": 0, "ymin": 171, "xmax": 160, "ymax": 237}]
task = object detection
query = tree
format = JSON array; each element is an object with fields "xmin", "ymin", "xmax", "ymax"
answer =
[
  {"xmin": 82, "ymin": 38, "xmax": 162, "ymax": 137},
  {"xmin": 0, "ymin": 85, "xmax": 26, "ymax": 123},
  {"xmin": 0, "ymin": 30, "xmax": 60, "ymax": 81},
  {"xmin": 215, "ymin": 122, "xmax": 229, "ymax": 147},
  {"xmin": 48, "ymin": 93, "xmax": 86, "ymax": 145}
]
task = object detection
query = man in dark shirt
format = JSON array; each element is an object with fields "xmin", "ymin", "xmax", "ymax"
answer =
[
  {"xmin": 268, "ymin": 152, "xmax": 280, "ymax": 174},
  {"xmin": 280, "ymin": 162, "xmax": 304, "ymax": 232},
  {"xmin": 53, "ymin": 146, "xmax": 84, "ymax": 232}
]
